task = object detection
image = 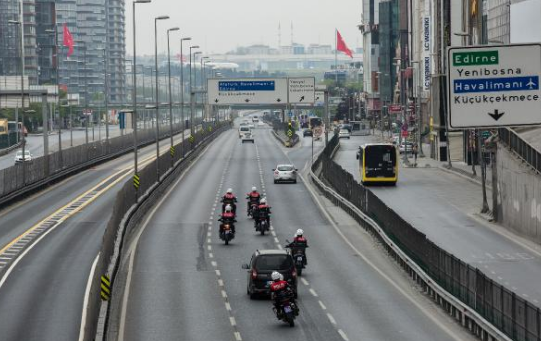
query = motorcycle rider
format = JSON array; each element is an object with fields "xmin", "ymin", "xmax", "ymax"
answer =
[
  {"xmin": 218, "ymin": 204, "xmax": 237, "ymax": 234},
  {"xmin": 270, "ymin": 271, "xmax": 298, "ymax": 318},
  {"xmin": 254, "ymin": 197, "xmax": 271, "ymax": 229},
  {"xmin": 246, "ymin": 186, "xmax": 261, "ymax": 216},
  {"xmin": 222, "ymin": 188, "xmax": 237, "ymax": 214},
  {"xmin": 286, "ymin": 229, "xmax": 309, "ymax": 265}
]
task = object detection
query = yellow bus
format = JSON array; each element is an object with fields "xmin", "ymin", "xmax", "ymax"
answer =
[
  {"xmin": 0, "ymin": 119, "xmax": 8, "ymax": 135},
  {"xmin": 356, "ymin": 143, "xmax": 398, "ymax": 185}
]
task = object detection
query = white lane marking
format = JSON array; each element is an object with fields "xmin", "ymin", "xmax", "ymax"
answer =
[
  {"xmin": 338, "ymin": 329, "xmax": 350, "ymax": 341},
  {"xmin": 209, "ymin": 253, "xmax": 214, "ymax": 258},
  {"xmin": 271, "ymin": 231, "xmax": 276, "ymax": 237},
  {"xmin": 309, "ymin": 288, "xmax": 318, "ymax": 297},
  {"xmin": 207, "ymin": 232, "xmax": 211, "ymax": 237},
  {"xmin": 211, "ymin": 261, "xmax": 217, "ymax": 267},
  {"xmin": 225, "ymin": 302, "xmax": 232, "ymax": 311},
  {"xmin": 207, "ymin": 245, "xmax": 212, "ymax": 251},
  {"xmin": 229, "ymin": 316, "xmax": 237, "ymax": 326},
  {"xmin": 221, "ymin": 290, "xmax": 228, "ymax": 298},
  {"xmin": 234, "ymin": 332, "xmax": 242, "ymax": 341},
  {"xmin": 218, "ymin": 279, "xmax": 224, "ymax": 287},
  {"xmin": 327, "ymin": 313, "xmax": 337, "ymax": 325},
  {"xmin": 215, "ymin": 270, "xmax": 221, "ymax": 276},
  {"xmin": 318, "ymin": 300, "xmax": 327, "ymax": 310},
  {"xmin": 78, "ymin": 254, "xmax": 99, "ymax": 341},
  {"xmin": 207, "ymin": 238, "xmax": 211, "ymax": 243},
  {"xmin": 273, "ymin": 237, "xmax": 280, "ymax": 244},
  {"xmin": 299, "ymin": 173, "xmax": 464, "ymax": 341},
  {"xmin": 277, "ymin": 245, "xmax": 283, "ymax": 250},
  {"xmin": 300, "ymin": 278, "xmax": 309, "ymax": 286}
]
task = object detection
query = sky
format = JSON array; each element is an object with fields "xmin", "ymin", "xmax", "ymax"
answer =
[{"xmin": 126, "ymin": 0, "xmax": 363, "ymax": 56}]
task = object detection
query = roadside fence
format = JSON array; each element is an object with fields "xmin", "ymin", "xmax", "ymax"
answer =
[
  {"xmin": 499, "ymin": 128, "xmax": 541, "ymax": 174},
  {"xmin": 314, "ymin": 134, "xmax": 539, "ymax": 341}
]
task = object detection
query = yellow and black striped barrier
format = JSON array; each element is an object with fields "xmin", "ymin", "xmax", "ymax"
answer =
[
  {"xmin": 101, "ymin": 275, "xmax": 111, "ymax": 301},
  {"xmin": 170, "ymin": 146, "xmax": 175, "ymax": 157},
  {"xmin": 189, "ymin": 135, "xmax": 195, "ymax": 144},
  {"xmin": 133, "ymin": 174, "xmax": 140, "ymax": 189}
]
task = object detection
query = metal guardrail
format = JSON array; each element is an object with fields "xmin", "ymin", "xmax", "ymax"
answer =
[
  {"xmin": 499, "ymin": 128, "xmax": 541, "ymax": 174},
  {"xmin": 0, "ymin": 120, "xmax": 209, "ymax": 207},
  {"xmin": 312, "ymin": 135, "xmax": 537, "ymax": 341}
]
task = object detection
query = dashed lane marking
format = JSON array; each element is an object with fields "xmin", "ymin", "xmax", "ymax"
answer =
[
  {"xmin": 230, "ymin": 317, "xmax": 237, "ymax": 327},
  {"xmin": 338, "ymin": 329, "xmax": 350, "ymax": 341},
  {"xmin": 309, "ymin": 288, "xmax": 319, "ymax": 297},
  {"xmin": 300, "ymin": 278, "xmax": 309, "ymax": 286},
  {"xmin": 327, "ymin": 313, "xmax": 337, "ymax": 325},
  {"xmin": 318, "ymin": 300, "xmax": 327, "ymax": 310}
]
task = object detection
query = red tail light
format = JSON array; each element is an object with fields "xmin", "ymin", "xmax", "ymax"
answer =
[{"xmin": 251, "ymin": 269, "xmax": 257, "ymax": 279}]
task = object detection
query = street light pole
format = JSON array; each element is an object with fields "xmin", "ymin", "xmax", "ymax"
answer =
[
  {"xmin": 154, "ymin": 15, "xmax": 170, "ymax": 180},
  {"xmin": 8, "ymin": 19, "xmax": 24, "ymax": 145},
  {"xmin": 189, "ymin": 45, "xmax": 199, "ymax": 135},
  {"xmin": 167, "ymin": 27, "xmax": 179, "ymax": 162},
  {"xmin": 180, "ymin": 38, "xmax": 191, "ymax": 157},
  {"xmin": 200, "ymin": 56, "xmax": 209, "ymax": 121}
]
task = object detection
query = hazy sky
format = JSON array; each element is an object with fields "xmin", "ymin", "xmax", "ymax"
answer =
[{"xmin": 126, "ymin": 0, "xmax": 363, "ymax": 56}]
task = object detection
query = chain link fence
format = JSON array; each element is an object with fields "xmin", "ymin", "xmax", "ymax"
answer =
[{"xmin": 315, "ymin": 134, "xmax": 540, "ymax": 341}]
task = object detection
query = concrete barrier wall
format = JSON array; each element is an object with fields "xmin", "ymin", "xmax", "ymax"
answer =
[{"xmin": 497, "ymin": 144, "xmax": 541, "ymax": 242}]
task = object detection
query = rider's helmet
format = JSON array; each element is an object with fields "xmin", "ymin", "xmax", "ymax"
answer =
[
  {"xmin": 260, "ymin": 197, "xmax": 267, "ymax": 204},
  {"xmin": 271, "ymin": 271, "xmax": 281, "ymax": 282},
  {"xmin": 252, "ymin": 186, "xmax": 257, "ymax": 192},
  {"xmin": 227, "ymin": 188, "xmax": 233, "ymax": 194},
  {"xmin": 225, "ymin": 204, "xmax": 232, "ymax": 212},
  {"xmin": 295, "ymin": 229, "xmax": 304, "ymax": 237}
]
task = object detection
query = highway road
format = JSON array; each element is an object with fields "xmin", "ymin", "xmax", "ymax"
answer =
[
  {"xmin": 0, "ymin": 125, "xmax": 199, "ymax": 341},
  {"xmin": 335, "ymin": 134, "xmax": 541, "ymax": 305},
  {"xmin": 112, "ymin": 119, "xmax": 474, "ymax": 341}
]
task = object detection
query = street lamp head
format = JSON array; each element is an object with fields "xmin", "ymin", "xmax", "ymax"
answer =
[
  {"xmin": 194, "ymin": 51, "xmax": 202, "ymax": 55},
  {"xmin": 168, "ymin": 27, "xmax": 180, "ymax": 32},
  {"xmin": 182, "ymin": 37, "xmax": 192, "ymax": 41},
  {"xmin": 135, "ymin": 0, "xmax": 151, "ymax": 3},
  {"xmin": 191, "ymin": 45, "xmax": 200, "ymax": 49},
  {"xmin": 453, "ymin": 31, "xmax": 471, "ymax": 37},
  {"xmin": 24, "ymin": 110, "xmax": 36, "ymax": 114},
  {"xmin": 8, "ymin": 20, "xmax": 21, "ymax": 25},
  {"xmin": 156, "ymin": 15, "xmax": 169, "ymax": 20}
]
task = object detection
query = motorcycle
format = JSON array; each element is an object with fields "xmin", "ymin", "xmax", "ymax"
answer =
[
  {"xmin": 255, "ymin": 214, "xmax": 270, "ymax": 235},
  {"xmin": 221, "ymin": 197, "xmax": 237, "ymax": 215},
  {"xmin": 272, "ymin": 288, "xmax": 299, "ymax": 327},
  {"xmin": 247, "ymin": 200, "xmax": 259, "ymax": 218},
  {"xmin": 286, "ymin": 240, "xmax": 308, "ymax": 276},
  {"xmin": 219, "ymin": 218, "xmax": 236, "ymax": 245}
]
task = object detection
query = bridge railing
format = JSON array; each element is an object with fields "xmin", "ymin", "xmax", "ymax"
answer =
[{"xmin": 499, "ymin": 128, "xmax": 541, "ymax": 174}]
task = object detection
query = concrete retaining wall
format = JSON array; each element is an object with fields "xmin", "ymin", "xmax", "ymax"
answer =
[{"xmin": 497, "ymin": 144, "xmax": 541, "ymax": 242}]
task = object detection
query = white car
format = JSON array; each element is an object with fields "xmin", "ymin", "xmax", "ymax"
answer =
[
  {"xmin": 14, "ymin": 150, "xmax": 32, "ymax": 163},
  {"xmin": 273, "ymin": 164, "xmax": 298, "ymax": 184},
  {"xmin": 241, "ymin": 130, "xmax": 255, "ymax": 143},
  {"xmin": 338, "ymin": 129, "xmax": 351, "ymax": 139},
  {"xmin": 399, "ymin": 142, "xmax": 413, "ymax": 154}
]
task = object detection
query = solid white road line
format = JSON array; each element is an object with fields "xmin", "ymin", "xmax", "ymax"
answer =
[{"xmin": 78, "ymin": 254, "xmax": 100, "ymax": 341}]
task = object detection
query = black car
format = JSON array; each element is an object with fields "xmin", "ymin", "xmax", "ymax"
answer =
[
  {"xmin": 242, "ymin": 249, "xmax": 298, "ymax": 299},
  {"xmin": 302, "ymin": 128, "xmax": 312, "ymax": 137}
]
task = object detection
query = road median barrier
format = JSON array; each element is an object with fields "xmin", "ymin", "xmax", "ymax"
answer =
[{"xmin": 310, "ymin": 134, "xmax": 522, "ymax": 341}]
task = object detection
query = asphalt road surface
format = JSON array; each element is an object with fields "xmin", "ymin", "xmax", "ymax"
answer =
[
  {"xmin": 113, "ymin": 119, "xmax": 474, "ymax": 341},
  {"xmin": 335, "ymin": 134, "xmax": 541, "ymax": 305},
  {"xmin": 0, "ymin": 127, "xmax": 197, "ymax": 341}
]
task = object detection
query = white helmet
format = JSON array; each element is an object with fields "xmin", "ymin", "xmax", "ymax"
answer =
[
  {"xmin": 225, "ymin": 204, "xmax": 232, "ymax": 212},
  {"xmin": 260, "ymin": 198, "xmax": 267, "ymax": 204},
  {"xmin": 227, "ymin": 188, "xmax": 233, "ymax": 194},
  {"xmin": 295, "ymin": 229, "xmax": 304, "ymax": 236},
  {"xmin": 271, "ymin": 271, "xmax": 281, "ymax": 281},
  {"xmin": 252, "ymin": 186, "xmax": 257, "ymax": 191}
]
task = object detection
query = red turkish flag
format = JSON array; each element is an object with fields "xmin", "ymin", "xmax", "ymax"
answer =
[
  {"xmin": 63, "ymin": 23, "xmax": 74, "ymax": 57},
  {"xmin": 336, "ymin": 30, "xmax": 353, "ymax": 58}
]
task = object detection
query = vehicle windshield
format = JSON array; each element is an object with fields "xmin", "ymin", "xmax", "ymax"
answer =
[
  {"xmin": 240, "ymin": 127, "xmax": 250, "ymax": 131},
  {"xmin": 364, "ymin": 145, "xmax": 396, "ymax": 177},
  {"xmin": 254, "ymin": 255, "xmax": 292, "ymax": 271},
  {"xmin": 277, "ymin": 165, "xmax": 294, "ymax": 171}
]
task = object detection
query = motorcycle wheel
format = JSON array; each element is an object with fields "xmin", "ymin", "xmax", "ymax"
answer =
[
  {"xmin": 286, "ymin": 314, "xmax": 295, "ymax": 327},
  {"xmin": 260, "ymin": 227, "xmax": 265, "ymax": 235},
  {"xmin": 225, "ymin": 237, "xmax": 229, "ymax": 245}
]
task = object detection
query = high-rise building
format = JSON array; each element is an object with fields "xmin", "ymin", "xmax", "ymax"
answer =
[
  {"xmin": 36, "ymin": 0, "xmax": 56, "ymax": 85},
  {"xmin": 0, "ymin": 0, "xmax": 39, "ymax": 85},
  {"xmin": 107, "ymin": 0, "xmax": 126, "ymax": 105}
]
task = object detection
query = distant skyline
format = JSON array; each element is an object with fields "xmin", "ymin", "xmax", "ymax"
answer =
[{"xmin": 126, "ymin": 0, "xmax": 362, "ymax": 56}]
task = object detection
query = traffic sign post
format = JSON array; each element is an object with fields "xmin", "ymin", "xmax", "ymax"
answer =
[
  {"xmin": 447, "ymin": 44, "xmax": 541, "ymax": 129},
  {"xmin": 208, "ymin": 78, "xmax": 287, "ymax": 105},
  {"xmin": 288, "ymin": 77, "xmax": 315, "ymax": 104}
]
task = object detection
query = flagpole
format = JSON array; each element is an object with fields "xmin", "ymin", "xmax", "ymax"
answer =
[{"xmin": 335, "ymin": 28, "xmax": 338, "ymax": 84}]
